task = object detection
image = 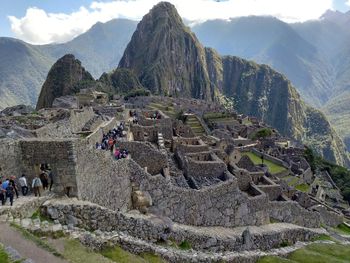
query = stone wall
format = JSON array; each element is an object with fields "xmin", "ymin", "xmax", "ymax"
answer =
[
  {"xmin": 183, "ymin": 152, "xmax": 227, "ymax": 179},
  {"xmin": 19, "ymin": 139, "xmax": 78, "ymax": 196},
  {"xmin": 172, "ymin": 137, "xmax": 208, "ymax": 153},
  {"xmin": 268, "ymin": 201, "xmax": 321, "ymax": 228},
  {"xmin": 85, "ymin": 118, "xmax": 116, "ymax": 146},
  {"xmin": 140, "ymin": 176, "xmax": 270, "ymax": 227},
  {"xmin": 75, "ymin": 143, "xmax": 133, "ymax": 212},
  {"xmin": 114, "ymin": 141, "xmax": 168, "ymax": 175},
  {"xmin": 311, "ymin": 205, "xmax": 344, "ymax": 227},
  {"xmin": 35, "ymin": 108, "xmax": 95, "ymax": 138},
  {"xmin": 0, "ymin": 139, "xmax": 21, "ymax": 179},
  {"xmin": 251, "ymin": 148, "xmax": 290, "ymax": 169},
  {"xmin": 41, "ymin": 199, "xmax": 323, "ymax": 253}
]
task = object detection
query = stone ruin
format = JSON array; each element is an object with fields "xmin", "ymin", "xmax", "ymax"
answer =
[{"xmin": 0, "ymin": 97, "xmax": 347, "ymax": 261}]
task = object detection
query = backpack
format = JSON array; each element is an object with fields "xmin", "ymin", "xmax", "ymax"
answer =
[{"xmin": 6, "ymin": 184, "xmax": 14, "ymax": 195}]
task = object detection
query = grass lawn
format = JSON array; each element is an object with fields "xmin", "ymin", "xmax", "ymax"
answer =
[
  {"xmin": 295, "ymin": 183, "xmax": 310, "ymax": 193},
  {"xmin": 258, "ymin": 243, "xmax": 350, "ymax": 263},
  {"xmin": 148, "ymin": 103, "xmax": 175, "ymax": 118},
  {"xmin": 101, "ymin": 246, "xmax": 166, "ymax": 263},
  {"xmin": 243, "ymin": 152, "xmax": 287, "ymax": 175}
]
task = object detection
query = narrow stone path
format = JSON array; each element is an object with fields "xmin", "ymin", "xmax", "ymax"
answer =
[{"xmin": 0, "ymin": 223, "xmax": 68, "ymax": 263}]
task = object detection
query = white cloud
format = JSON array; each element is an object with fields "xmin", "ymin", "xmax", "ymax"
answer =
[
  {"xmin": 8, "ymin": 0, "xmax": 334, "ymax": 45},
  {"xmin": 346, "ymin": 0, "xmax": 350, "ymax": 6}
]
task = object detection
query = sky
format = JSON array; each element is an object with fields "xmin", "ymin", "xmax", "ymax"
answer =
[{"xmin": 1, "ymin": 0, "xmax": 349, "ymax": 45}]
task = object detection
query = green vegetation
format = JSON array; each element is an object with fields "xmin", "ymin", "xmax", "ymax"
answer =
[
  {"xmin": 148, "ymin": 102, "xmax": 176, "ymax": 118},
  {"xmin": 281, "ymin": 176, "xmax": 300, "ymax": 187},
  {"xmin": 61, "ymin": 239, "xmax": 112, "ymax": 263},
  {"xmin": 243, "ymin": 152, "xmax": 287, "ymax": 174},
  {"xmin": 250, "ymin": 128, "xmax": 273, "ymax": 140},
  {"xmin": 178, "ymin": 240, "xmax": 192, "ymax": 250},
  {"xmin": 101, "ymin": 246, "xmax": 165, "ymax": 263},
  {"xmin": 335, "ymin": 223, "xmax": 350, "ymax": 235},
  {"xmin": 304, "ymin": 147, "xmax": 350, "ymax": 203},
  {"xmin": 203, "ymin": 111, "xmax": 236, "ymax": 130},
  {"xmin": 295, "ymin": 183, "xmax": 310, "ymax": 193},
  {"xmin": 310, "ymin": 234, "xmax": 334, "ymax": 242},
  {"xmin": 258, "ymin": 243, "xmax": 350, "ymax": 263},
  {"xmin": 124, "ymin": 88, "xmax": 150, "ymax": 100},
  {"xmin": 31, "ymin": 209, "xmax": 52, "ymax": 222},
  {"xmin": 0, "ymin": 245, "xmax": 12, "ymax": 263},
  {"xmin": 10, "ymin": 223, "xmax": 64, "ymax": 259}
]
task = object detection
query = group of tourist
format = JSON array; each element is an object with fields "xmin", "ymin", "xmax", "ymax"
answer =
[
  {"xmin": 0, "ymin": 167, "xmax": 55, "ymax": 206},
  {"xmin": 95, "ymin": 123, "xmax": 129, "ymax": 160}
]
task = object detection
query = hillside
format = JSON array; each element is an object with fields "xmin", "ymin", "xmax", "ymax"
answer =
[
  {"xmin": 0, "ymin": 38, "xmax": 54, "ymax": 110},
  {"xmin": 0, "ymin": 19, "xmax": 137, "ymax": 109},
  {"xmin": 117, "ymin": 2, "xmax": 349, "ymax": 167}
]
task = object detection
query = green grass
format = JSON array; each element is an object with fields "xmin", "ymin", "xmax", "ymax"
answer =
[
  {"xmin": 295, "ymin": 183, "xmax": 310, "ymax": 193},
  {"xmin": 101, "ymin": 246, "xmax": 166, "ymax": 263},
  {"xmin": 243, "ymin": 152, "xmax": 287, "ymax": 175},
  {"xmin": 282, "ymin": 176, "xmax": 300, "ymax": 187},
  {"xmin": 0, "ymin": 246, "xmax": 11, "ymax": 263},
  {"xmin": 148, "ymin": 103, "xmax": 175, "ymax": 118},
  {"xmin": 335, "ymin": 223, "xmax": 350, "ymax": 235},
  {"xmin": 178, "ymin": 240, "xmax": 191, "ymax": 250},
  {"xmin": 31, "ymin": 209, "xmax": 52, "ymax": 222},
  {"xmin": 10, "ymin": 223, "xmax": 64, "ymax": 259},
  {"xmin": 62, "ymin": 239, "xmax": 112, "ymax": 263},
  {"xmin": 310, "ymin": 234, "xmax": 334, "ymax": 242},
  {"xmin": 258, "ymin": 243, "xmax": 350, "ymax": 263}
]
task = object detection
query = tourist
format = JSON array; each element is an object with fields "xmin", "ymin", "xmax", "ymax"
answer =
[
  {"xmin": 18, "ymin": 174, "xmax": 28, "ymax": 196},
  {"xmin": 48, "ymin": 169, "xmax": 54, "ymax": 191},
  {"xmin": 5, "ymin": 181, "xmax": 15, "ymax": 206},
  {"xmin": 32, "ymin": 175, "xmax": 42, "ymax": 197},
  {"xmin": 40, "ymin": 171, "xmax": 49, "ymax": 190},
  {"xmin": 9, "ymin": 176, "xmax": 19, "ymax": 198},
  {"xmin": 0, "ymin": 180, "xmax": 5, "ymax": 205},
  {"xmin": 114, "ymin": 148, "xmax": 120, "ymax": 160},
  {"xmin": 1, "ymin": 178, "xmax": 9, "ymax": 191}
]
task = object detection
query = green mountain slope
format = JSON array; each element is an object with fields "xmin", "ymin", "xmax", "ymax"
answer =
[{"xmin": 0, "ymin": 38, "xmax": 55, "ymax": 109}]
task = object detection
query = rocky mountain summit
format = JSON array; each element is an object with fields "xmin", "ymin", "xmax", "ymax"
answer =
[{"xmin": 36, "ymin": 54, "xmax": 94, "ymax": 110}]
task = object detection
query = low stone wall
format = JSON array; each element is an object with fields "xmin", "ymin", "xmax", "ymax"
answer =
[
  {"xmin": 93, "ymin": 106, "xmax": 125, "ymax": 117},
  {"xmin": 140, "ymin": 176, "xmax": 270, "ymax": 227},
  {"xmin": 268, "ymin": 201, "xmax": 321, "ymax": 228},
  {"xmin": 251, "ymin": 148, "xmax": 290, "ymax": 169},
  {"xmin": 0, "ymin": 196, "xmax": 50, "ymax": 218},
  {"xmin": 258, "ymin": 184, "xmax": 282, "ymax": 201},
  {"xmin": 114, "ymin": 141, "xmax": 168, "ymax": 175},
  {"xmin": 311, "ymin": 205, "xmax": 344, "ymax": 227},
  {"xmin": 41, "ymin": 199, "xmax": 324, "ymax": 253}
]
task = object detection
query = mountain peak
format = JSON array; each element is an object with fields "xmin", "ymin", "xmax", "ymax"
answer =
[
  {"xmin": 36, "ymin": 54, "xmax": 94, "ymax": 109},
  {"xmin": 320, "ymin": 9, "xmax": 350, "ymax": 25},
  {"xmin": 118, "ymin": 1, "xmax": 211, "ymax": 99}
]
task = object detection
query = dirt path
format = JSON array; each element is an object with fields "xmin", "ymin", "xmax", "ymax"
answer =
[{"xmin": 0, "ymin": 223, "xmax": 68, "ymax": 263}]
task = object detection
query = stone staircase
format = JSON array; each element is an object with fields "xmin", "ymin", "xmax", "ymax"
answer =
[{"xmin": 185, "ymin": 114, "xmax": 206, "ymax": 136}]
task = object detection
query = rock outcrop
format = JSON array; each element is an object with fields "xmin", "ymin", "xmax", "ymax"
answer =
[
  {"xmin": 36, "ymin": 54, "xmax": 94, "ymax": 110},
  {"xmin": 98, "ymin": 68, "xmax": 144, "ymax": 94},
  {"xmin": 118, "ymin": 2, "xmax": 349, "ymax": 166}
]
